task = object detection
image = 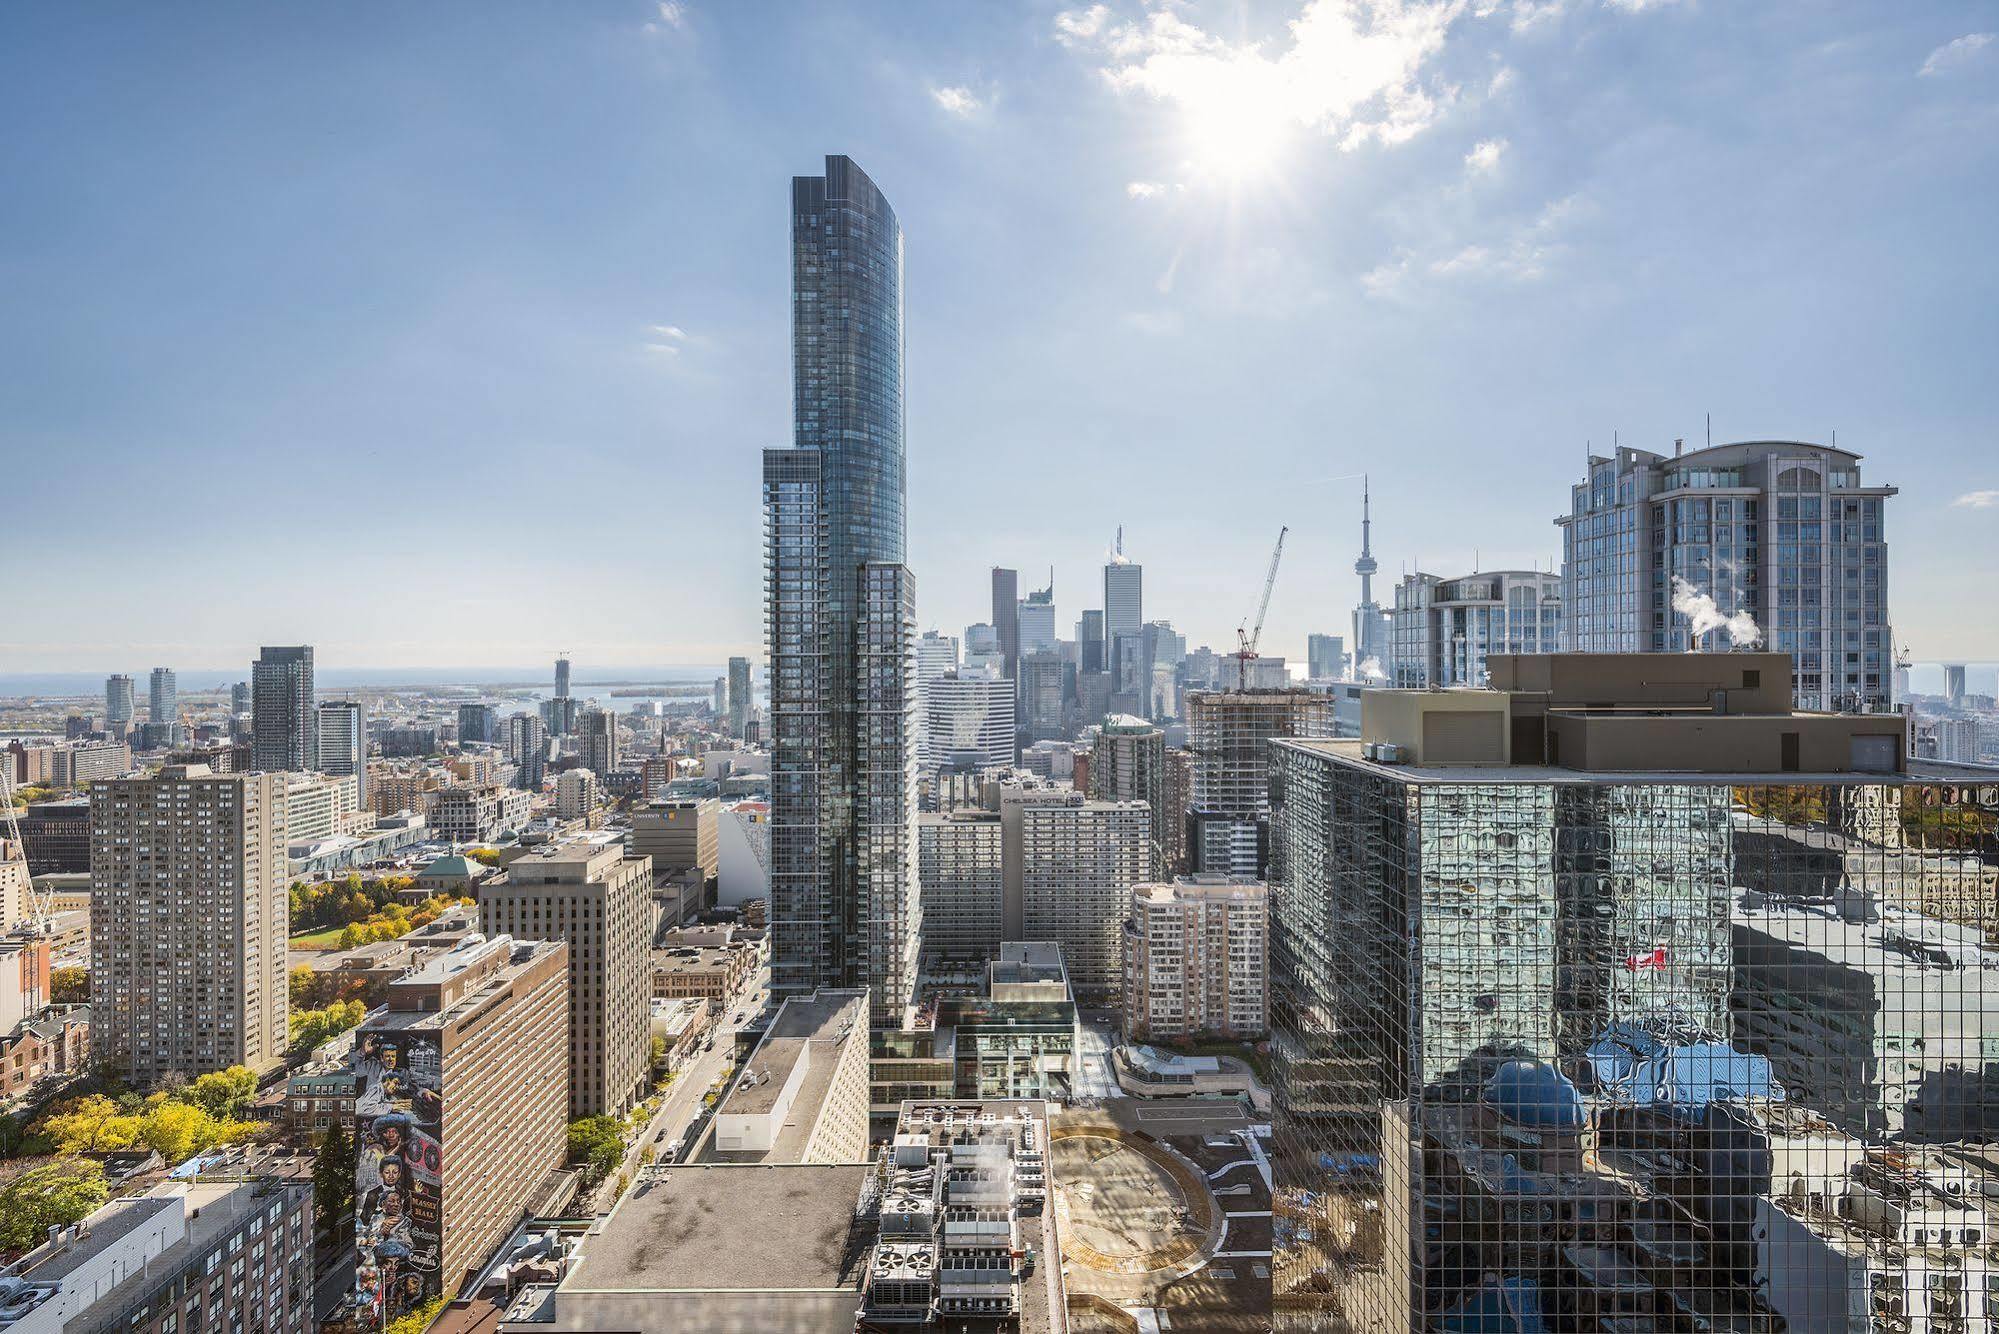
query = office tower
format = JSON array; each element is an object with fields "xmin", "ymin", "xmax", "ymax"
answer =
[
  {"xmin": 90, "ymin": 766, "xmax": 286, "ymax": 1084},
  {"xmin": 251, "ymin": 645, "xmax": 316, "ymax": 773},
  {"xmin": 1088, "ymin": 714, "xmax": 1169, "ymax": 877},
  {"xmin": 554, "ymin": 654, "xmax": 572, "ymax": 699},
  {"xmin": 8, "ymin": 1174, "xmax": 314, "ymax": 1334},
  {"xmin": 1185, "ymin": 688, "xmax": 1332, "ymax": 878},
  {"xmin": 457, "ymin": 701, "xmax": 498, "ymax": 745},
  {"xmin": 727, "ymin": 655, "xmax": 752, "ymax": 738},
  {"xmin": 916, "ymin": 810, "xmax": 1004, "ymax": 953},
  {"xmin": 504, "ymin": 712, "xmax": 547, "ymax": 790},
  {"xmin": 923, "ymin": 671, "xmax": 1015, "ymax": 780},
  {"xmin": 578, "ymin": 706, "xmax": 619, "ymax": 776},
  {"xmin": 1351, "ymin": 476, "xmax": 1389, "ymax": 675},
  {"xmin": 1018, "ymin": 577, "xmax": 1057, "ymax": 653},
  {"xmin": 1103, "ymin": 528, "xmax": 1143, "ymax": 644},
  {"xmin": 1077, "ymin": 609, "xmax": 1107, "ymax": 676},
  {"xmin": 1018, "ymin": 652, "xmax": 1064, "ymax": 742},
  {"xmin": 916, "ymin": 631, "xmax": 960, "ymax": 687},
  {"xmin": 481, "ymin": 842, "xmax": 652, "ymax": 1118},
  {"xmin": 1306, "ymin": 632, "xmax": 1346, "ymax": 681},
  {"xmin": 1388, "ymin": 569, "xmax": 1563, "ymax": 687},
  {"xmin": 762, "ymin": 155, "xmax": 919, "ymax": 1019},
  {"xmin": 1946, "ymin": 663, "xmax": 1968, "ymax": 703},
  {"xmin": 1123, "ymin": 875, "xmax": 1268, "ymax": 1042},
  {"xmin": 316, "ymin": 699, "xmax": 367, "ymax": 806},
  {"xmin": 1264, "ymin": 651, "xmax": 1972, "ymax": 1330},
  {"xmin": 991, "ymin": 568, "xmax": 1020, "ymax": 688},
  {"xmin": 104, "ymin": 673, "xmax": 135, "ymax": 730},
  {"xmin": 353, "ymin": 934, "xmax": 569, "ymax": 1326},
  {"xmin": 962, "ymin": 622, "xmax": 1004, "ymax": 676},
  {"xmin": 230, "ymin": 680, "xmax": 251, "ymax": 714},
  {"xmin": 1016, "ymin": 795, "xmax": 1150, "ymax": 998},
  {"xmin": 1557, "ymin": 440, "xmax": 1896, "ymax": 711},
  {"xmin": 147, "ymin": 666, "xmax": 177, "ymax": 725}
]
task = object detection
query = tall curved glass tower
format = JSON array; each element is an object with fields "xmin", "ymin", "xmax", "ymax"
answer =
[{"xmin": 764, "ymin": 156, "xmax": 919, "ymax": 1019}]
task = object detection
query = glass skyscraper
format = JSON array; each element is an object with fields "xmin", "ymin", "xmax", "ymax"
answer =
[
  {"xmin": 764, "ymin": 155, "xmax": 919, "ymax": 1020},
  {"xmin": 1269, "ymin": 701, "xmax": 1999, "ymax": 1330}
]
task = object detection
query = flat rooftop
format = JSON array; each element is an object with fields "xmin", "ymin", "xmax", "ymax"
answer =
[
  {"xmin": 1283, "ymin": 737, "xmax": 1976, "ymax": 787},
  {"xmin": 721, "ymin": 991, "xmax": 863, "ymax": 1120},
  {"xmin": 565, "ymin": 1164, "xmax": 873, "ymax": 1292}
]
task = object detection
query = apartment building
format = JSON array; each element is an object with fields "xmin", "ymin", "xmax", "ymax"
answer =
[{"xmin": 1123, "ymin": 875, "xmax": 1268, "ymax": 1042}]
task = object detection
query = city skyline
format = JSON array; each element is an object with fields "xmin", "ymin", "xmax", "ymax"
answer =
[{"xmin": 4, "ymin": 2, "xmax": 1995, "ymax": 670}]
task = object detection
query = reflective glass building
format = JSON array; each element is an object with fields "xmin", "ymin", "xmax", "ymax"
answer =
[
  {"xmin": 1270, "ymin": 655, "xmax": 1999, "ymax": 1332},
  {"xmin": 764, "ymin": 156, "xmax": 919, "ymax": 1020}
]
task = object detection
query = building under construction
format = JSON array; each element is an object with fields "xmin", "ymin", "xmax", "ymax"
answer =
[{"xmin": 1185, "ymin": 688, "xmax": 1333, "ymax": 878}]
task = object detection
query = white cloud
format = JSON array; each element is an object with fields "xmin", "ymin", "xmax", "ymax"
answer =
[
  {"xmin": 1126, "ymin": 180, "xmax": 1185, "ymax": 199},
  {"xmin": 1603, "ymin": 0, "xmax": 1685, "ymax": 12},
  {"xmin": 1365, "ymin": 191, "xmax": 1591, "ymax": 296},
  {"xmin": 1488, "ymin": 65, "xmax": 1516, "ymax": 96},
  {"xmin": 1509, "ymin": 0, "xmax": 1566, "ymax": 33},
  {"xmin": 1920, "ymin": 33, "xmax": 1995, "ymax": 78},
  {"xmin": 1054, "ymin": 5, "xmax": 1112, "ymax": 46},
  {"xmin": 1952, "ymin": 490, "xmax": 1999, "ymax": 510},
  {"xmin": 643, "ymin": 2, "xmax": 687, "ymax": 34},
  {"xmin": 1464, "ymin": 137, "xmax": 1507, "ymax": 171},
  {"xmin": 932, "ymin": 85, "xmax": 983, "ymax": 117},
  {"xmin": 643, "ymin": 324, "xmax": 693, "ymax": 357},
  {"xmin": 1055, "ymin": 0, "xmax": 1466, "ymax": 156}
]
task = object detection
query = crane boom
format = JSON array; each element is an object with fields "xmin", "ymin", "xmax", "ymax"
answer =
[{"xmin": 1235, "ymin": 526, "xmax": 1289, "ymax": 690}]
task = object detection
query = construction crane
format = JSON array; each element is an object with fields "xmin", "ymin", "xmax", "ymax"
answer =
[
  {"xmin": 1235, "ymin": 526, "xmax": 1288, "ymax": 691},
  {"xmin": 0, "ymin": 765, "xmax": 53, "ymax": 934}
]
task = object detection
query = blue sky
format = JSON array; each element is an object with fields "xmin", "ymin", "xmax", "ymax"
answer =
[{"xmin": 3, "ymin": 0, "xmax": 1995, "ymax": 674}]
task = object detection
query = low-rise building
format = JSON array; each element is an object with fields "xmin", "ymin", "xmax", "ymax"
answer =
[
  {"xmin": 0, "ymin": 1173, "xmax": 313, "ymax": 1334},
  {"xmin": 432, "ymin": 787, "xmax": 534, "ymax": 843},
  {"xmin": 705, "ymin": 989, "xmax": 869, "ymax": 1164},
  {"xmin": 0, "ymin": 1004, "xmax": 89, "ymax": 1103}
]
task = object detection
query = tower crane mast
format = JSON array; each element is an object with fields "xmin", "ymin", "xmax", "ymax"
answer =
[{"xmin": 1235, "ymin": 527, "xmax": 1289, "ymax": 691}]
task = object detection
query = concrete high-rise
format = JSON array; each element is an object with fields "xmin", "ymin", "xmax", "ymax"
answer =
[
  {"xmin": 1015, "ymin": 794, "xmax": 1150, "ymax": 999},
  {"xmin": 251, "ymin": 645, "xmax": 316, "ymax": 773},
  {"xmin": 316, "ymin": 699, "xmax": 366, "ymax": 806},
  {"xmin": 727, "ymin": 655, "xmax": 752, "ymax": 738},
  {"xmin": 147, "ymin": 666, "xmax": 177, "ymax": 725},
  {"xmin": 229, "ymin": 680, "xmax": 251, "ymax": 715},
  {"xmin": 991, "ymin": 568, "xmax": 1020, "ymax": 689},
  {"xmin": 104, "ymin": 673, "xmax": 135, "ymax": 730},
  {"xmin": 482, "ymin": 842, "xmax": 653, "ymax": 1118},
  {"xmin": 923, "ymin": 670, "xmax": 1014, "ymax": 781},
  {"xmin": 457, "ymin": 701, "xmax": 498, "ymax": 745},
  {"xmin": 1186, "ymin": 688, "xmax": 1333, "ymax": 878},
  {"xmin": 1556, "ymin": 440, "xmax": 1896, "ymax": 711},
  {"xmin": 763, "ymin": 155, "xmax": 919, "ymax": 1019},
  {"xmin": 1088, "ymin": 714, "xmax": 1169, "ymax": 877},
  {"xmin": 504, "ymin": 712, "xmax": 547, "ymax": 790},
  {"xmin": 578, "ymin": 706, "xmax": 619, "ymax": 777},
  {"xmin": 1388, "ymin": 570, "xmax": 1562, "ymax": 688},
  {"xmin": 554, "ymin": 655, "xmax": 572, "ymax": 699},
  {"xmin": 1124, "ymin": 875, "xmax": 1268, "ymax": 1042},
  {"xmin": 90, "ymin": 766, "xmax": 287, "ymax": 1083}
]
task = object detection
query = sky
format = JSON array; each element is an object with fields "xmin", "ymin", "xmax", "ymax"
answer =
[{"xmin": 3, "ymin": 0, "xmax": 1996, "ymax": 675}]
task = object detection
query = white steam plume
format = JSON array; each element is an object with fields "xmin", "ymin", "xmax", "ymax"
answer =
[
  {"xmin": 1357, "ymin": 656, "xmax": 1389, "ymax": 683},
  {"xmin": 1671, "ymin": 577, "xmax": 1762, "ymax": 648}
]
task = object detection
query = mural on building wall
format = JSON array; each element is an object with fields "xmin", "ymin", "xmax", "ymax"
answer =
[{"xmin": 353, "ymin": 1027, "xmax": 444, "ymax": 1327}]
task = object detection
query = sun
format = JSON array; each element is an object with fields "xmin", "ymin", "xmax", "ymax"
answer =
[{"xmin": 1179, "ymin": 60, "xmax": 1294, "ymax": 184}]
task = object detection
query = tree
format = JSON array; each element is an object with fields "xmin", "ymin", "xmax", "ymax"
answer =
[
  {"xmin": 49, "ymin": 967, "xmax": 89, "ymax": 1004},
  {"xmin": 186, "ymin": 1066, "xmax": 257, "ymax": 1120},
  {"xmin": 385, "ymin": 1296, "xmax": 446, "ymax": 1334},
  {"xmin": 290, "ymin": 964, "xmax": 322, "ymax": 1009},
  {"xmin": 135, "ymin": 1099, "xmax": 211, "ymax": 1163},
  {"xmin": 566, "ymin": 1116, "xmax": 624, "ymax": 1186},
  {"xmin": 290, "ymin": 1000, "xmax": 367, "ymax": 1057},
  {"xmin": 34, "ymin": 1094, "xmax": 140, "ymax": 1154},
  {"xmin": 313, "ymin": 1126, "xmax": 356, "ymax": 1234},
  {"xmin": 0, "ymin": 1160, "xmax": 108, "ymax": 1256}
]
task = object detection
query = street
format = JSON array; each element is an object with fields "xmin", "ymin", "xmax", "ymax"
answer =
[
  {"xmin": 1072, "ymin": 1008, "xmax": 1123, "ymax": 1102},
  {"xmin": 589, "ymin": 961, "xmax": 771, "ymax": 1212}
]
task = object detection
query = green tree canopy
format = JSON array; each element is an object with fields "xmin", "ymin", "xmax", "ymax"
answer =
[{"xmin": 0, "ymin": 1160, "xmax": 109, "ymax": 1256}]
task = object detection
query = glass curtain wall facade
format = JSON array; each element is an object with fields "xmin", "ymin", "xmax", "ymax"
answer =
[
  {"xmin": 764, "ymin": 155, "xmax": 919, "ymax": 1021},
  {"xmin": 1270, "ymin": 741, "xmax": 1999, "ymax": 1332}
]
